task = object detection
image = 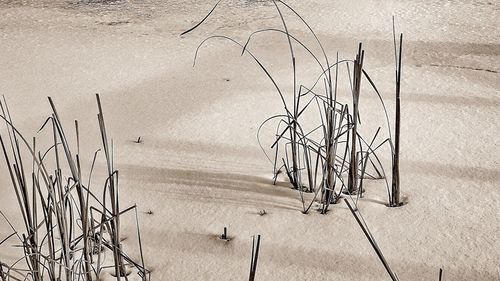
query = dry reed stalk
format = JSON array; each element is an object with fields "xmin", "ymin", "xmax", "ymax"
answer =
[
  {"xmin": 248, "ymin": 235, "xmax": 261, "ymax": 281},
  {"xmin": 321, "ymin": 107, "xmax": 335, "ymax": 213},
  {"xmin": 347, "ymin": 44, "xmax": 364, "ymax": 195},
  {"xmin": 344, "ymin": 199, "xmax": 399, "ymax": 281},
  {"xmin": 391, "ymin": 32, "xmax": 403, "ymax": 207}
]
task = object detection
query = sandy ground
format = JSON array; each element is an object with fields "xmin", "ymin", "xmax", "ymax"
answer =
[{"xmin": 0, "ymin": 1, "xmax": 499, "ymax": 280}]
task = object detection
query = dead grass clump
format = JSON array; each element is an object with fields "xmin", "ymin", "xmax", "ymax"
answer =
[
  {"xmin": 184, "ymin": 0, "xmax": 404, "ymax": 213},
  {"xmin": 183, "ymin": 0, "xmax": 407, "ymax": 278},
  {"xmin": 0, "ymin": 94, "xmax": 150, "ymax": 281}
]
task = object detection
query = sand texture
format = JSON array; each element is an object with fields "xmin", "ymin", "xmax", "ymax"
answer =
[{"xmin": 0, "ymin": 1, "xmax": 499, "ymax": 280}]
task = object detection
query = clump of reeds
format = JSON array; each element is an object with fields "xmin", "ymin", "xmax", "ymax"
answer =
[
  {"xmin": 182, "ymin": 2, "xmax": 410, "ymax": 278},
  {"xmin": 184, "ymin": 0, "xmax": 404, "ymax": 213},
  {"xmin": 0, "ymin": 94, "xmax": 149, "ymax": 281}
]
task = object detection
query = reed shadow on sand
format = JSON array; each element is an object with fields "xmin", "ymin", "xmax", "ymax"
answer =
[
  {"xmin": 119, "ymin": 164, "xmax": 301, "ymax": 211},
  {"xmin": 145, "ymin": 226, "xmax": 499, "ymax": 281},
  {"xmin": 405, "ymin": 160, "xmax": 500, "ymax": 183},
  {"xmin": 404, "ymin": 93, "xmax": 500, "ymax": 108}
]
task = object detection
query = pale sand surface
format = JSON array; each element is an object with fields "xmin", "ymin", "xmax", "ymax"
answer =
[{"xmin": 0, "ymin": 1, "xmax": 499, "ymax": 280}]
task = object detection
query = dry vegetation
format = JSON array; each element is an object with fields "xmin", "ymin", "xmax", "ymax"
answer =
[
  {"xmin": 188, "ymin": 1, "xmax": 404, "ymax": 212},
  {"xmin": 186, "ymin": 0, "xmax": 407, "ymax": 279},
  {"xmin": 0, "ymin": 95, "xmax": 149, "ymax": 281},
  {"xmin": 1, "ymin": 0, "xmax": 465, "ymax": 280}
]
